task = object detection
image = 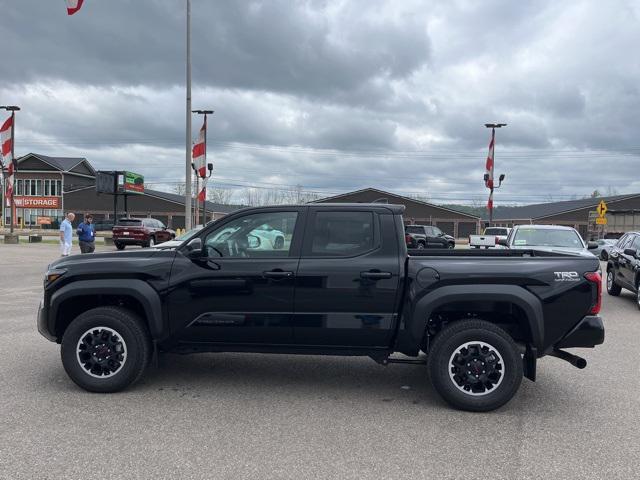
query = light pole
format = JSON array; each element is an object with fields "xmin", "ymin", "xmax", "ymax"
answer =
[
  {"xmin": 483, "ymin": 123, "xmax": 507, "ymax": 226},
  {"xmin": 202, "ymin": 163, "xmax": 213, "ymax": 226},
  {"xmin": 185, "ymin": 0, "xmax": 192, "ymax": 231},
  {"xmin": 1, "ymin": 105, "xmax": 20, "ymax": 235},
  {"xmin": 192, "ymin": 109, "xmax": 214, "ymax": 226}
]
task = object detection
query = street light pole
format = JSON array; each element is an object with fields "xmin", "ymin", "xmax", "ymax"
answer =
[
  {"xmin": 484, "ymin": 123, "xmax": 507, "ymax": 226},
  {"xmin": 184, "ymin": 0, "xmax": 192, "ymax": 231},
  {"xmin": 1, "ymin": 105, "xmax": 20, "ymax": 235},
  {"xmin": 202, "ymin": 163, "xmax": 213, "ymax": 226}
]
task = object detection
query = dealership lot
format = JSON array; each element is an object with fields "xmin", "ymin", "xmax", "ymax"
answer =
[{"xmin": 1, "ymin": 243, "xmax": 639, "ymax": 479}]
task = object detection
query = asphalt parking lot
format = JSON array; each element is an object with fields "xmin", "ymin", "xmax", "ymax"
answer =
[{"xmin": 1, "ymin": 243, "xmax": 639, "ymax": 479}]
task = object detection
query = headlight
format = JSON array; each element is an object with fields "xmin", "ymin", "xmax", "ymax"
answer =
[{"xmin": 44, "ymin": 268, "xmax": 66, "ymax": 286}]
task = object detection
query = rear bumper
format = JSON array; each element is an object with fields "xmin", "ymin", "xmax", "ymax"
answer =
[
  {"xmin": 113, "ymin": 237, "xmax": 147, "ymax": 245},
  {"xmin": 37, "ymin": 300, "xmax": 56, "ymax": 342},
  {"xmin": 555, "ymin": 315, "xmax": 605, "ymax": 349}
]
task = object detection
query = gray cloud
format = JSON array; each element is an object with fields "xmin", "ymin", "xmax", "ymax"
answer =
[{"xmin": 2, "ymin": 0, "xmax": 640, "ymax": 205}]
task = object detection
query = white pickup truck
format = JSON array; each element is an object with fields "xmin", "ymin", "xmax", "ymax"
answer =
[{"xmin": 469, "ymin": 227, "xmax": 512, "ymax": 249}]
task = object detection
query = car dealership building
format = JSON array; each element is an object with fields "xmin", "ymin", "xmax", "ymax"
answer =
[{"xmin": 1, "ymin": 153, "xmax": 240, "ymax": 229}]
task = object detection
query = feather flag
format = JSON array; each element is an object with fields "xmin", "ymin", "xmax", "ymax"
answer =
[
  {"xmin": 1, "ymin": 115, "xmax": 16, "ymax": 202},
  {"xmin": 66, "ymin": 0, "xmax": 84, "ymax": 15},
  {"xmin": 485, "ymin": 128, "xmax": 495, "ymax": 213},
  {"xmin": 192, "ymin": 117, "xmax": 207, "ymax": 178}
]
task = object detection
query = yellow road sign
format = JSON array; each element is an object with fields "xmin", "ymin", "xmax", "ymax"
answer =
[
  {"xmin": 596, "ymin": 200, "xmax": 607, "ymax": 218},
  {"xmin": 596, "ymin": 217, "xmax": 607, "ymax": 225}
]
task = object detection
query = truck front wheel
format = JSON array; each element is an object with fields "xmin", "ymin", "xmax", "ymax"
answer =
[
  {"xmin": 60, "ymin": 307, "xmax": 152, "ymax": 393},
  {"xmin": 428, "ymin": 320, "xmax": 523, "ymax": 412}
]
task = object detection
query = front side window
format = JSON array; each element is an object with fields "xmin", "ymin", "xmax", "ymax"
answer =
[
  {"xmin": 204, "ymin": 211, "xmax": 297, "ymax": 258},
  {"xmin": 309, "ymin": 211, "xmax": 374, "ymax": 257}
]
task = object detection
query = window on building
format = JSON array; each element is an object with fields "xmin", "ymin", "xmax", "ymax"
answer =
[
  {"xmin": 44, "ymin": 180, "xmax": 50, "ymax": 196},
  {"xmin": 16, "ymin": 179, "xmax": 23, "ymax": 195}
]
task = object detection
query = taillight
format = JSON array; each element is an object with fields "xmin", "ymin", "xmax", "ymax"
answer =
[
  {"xmin": 584, "ymin": 271, "xmax": 602, "ymax": 315},
  {"xmin": 405, "ymin": 234, "xmax": 411, "ymax": 245},
  {"xmin": 495, "ymin": 236, "xmax": 500, "ymax": 245}
]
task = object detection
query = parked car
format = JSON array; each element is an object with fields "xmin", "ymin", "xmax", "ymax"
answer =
[
  {"xmin": 112, "ymin": 217, "xmax": 175, "ymax": 249},
  {"xmin": 154, "ymin": 225, "xmax": 204, "ymax": 249},
  {"xmin": 500, "ymin": 224, "xmax": 598, "ymax": 256},
  {"xmin": 606, "ymin": 231, "xmax": 640, "ymax": 308},
  {"xmin": 592, "ymin": 238, "xmax": 616, "ymax": 260},
  {"xmin": 38, "ymin": 204, "xmax": 604, "ymax": 412},
  {"xmin": 405, "ymin": 224, "xmax": 455, "ymax": 249},
  {"xmin": 469, "ymin": 227, "xmax": 512, "ymax": 249}
]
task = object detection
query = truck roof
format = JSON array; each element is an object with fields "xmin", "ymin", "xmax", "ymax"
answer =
[{"xmin": 232, "ymin": 203, "xmax": 406, "ymax": 215}]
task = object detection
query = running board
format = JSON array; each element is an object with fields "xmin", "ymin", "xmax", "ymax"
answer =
[{"xmin": 371, "ymin": 354, "xmax": 427, "ymax": 366}]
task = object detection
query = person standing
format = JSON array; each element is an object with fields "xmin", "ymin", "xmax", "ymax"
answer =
[
  {"xmin": 59, "ymin": 212, "xmax": 75, "ymax": 257},
  {"xmin": 77, "ymin": 213, "xmax": 96, "ymax": 254}
]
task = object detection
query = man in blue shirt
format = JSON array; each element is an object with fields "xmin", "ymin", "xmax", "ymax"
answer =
[
  {"xmin": 77, "ymin": 213, "xmax": 96, "ymax": 254},
  {"xmin": 59, "ymin": 212, "xmax": 75, "ymax": 256}
]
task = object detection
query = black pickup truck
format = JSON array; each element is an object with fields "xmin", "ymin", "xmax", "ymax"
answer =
[{"xmin": 38, "ymin": 204, "xmax": 604, "ymax": 411}]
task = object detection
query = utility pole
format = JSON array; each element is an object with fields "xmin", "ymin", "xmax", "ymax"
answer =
[
  {"xmin": 184, "ymin": 0, "xmax": 192, "ymax": 230},
  {"xmin": 1, "ymin": 105, "xmax": 20, "ymax": 236},
  {"xmin": 484, "ymin": 123, "xmax": 507, "ymax": 226}
]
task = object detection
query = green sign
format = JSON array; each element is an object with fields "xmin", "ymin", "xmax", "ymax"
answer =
[{"xmin": 123, "ymin": 171, "xmax": 144, "ymax": 194}]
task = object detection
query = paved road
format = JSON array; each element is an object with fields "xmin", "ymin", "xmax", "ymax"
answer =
[{"xmin": 1, "ymin": 243, "xmax": 639, "ymax": 479}]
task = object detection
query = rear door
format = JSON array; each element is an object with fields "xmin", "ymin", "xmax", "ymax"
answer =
[
  {"xmin": 292, "ymin": 207, "xmax": 401, "ymax": 347},
  {"xmin": 620, "ymin": 234, "xmax": 640, "ymax": 288}
]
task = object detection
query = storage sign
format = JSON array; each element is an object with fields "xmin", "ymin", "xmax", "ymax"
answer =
[{"xmin": 123, "ymin": 171, "xmax": 144, "ymax": 194}]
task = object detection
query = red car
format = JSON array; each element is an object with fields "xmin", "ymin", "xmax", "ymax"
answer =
[{"xmin": 112, "ymin": 217, "xmax": 175, "ymax": 250}]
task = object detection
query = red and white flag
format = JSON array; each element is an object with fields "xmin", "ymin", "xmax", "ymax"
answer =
[
  {"xmin": 66, "ymin": 0, "xmax": 84, "ymax": 15},
  {"xmin": 192, "ymin": 117, "xmax": 207, "ymax": 178},
  {"xmin": 485, "ymin": 128, "xmax": 495, "ymax": 212},
  {"xmin": 197, "ymin": 180, "xmax": 207, "ymax": 202},
  {"xmin": 485, "ymin": 129, "xmax": 495, "ymax": 190},
  {"xmin": 1, "ymin": 115, "xmax": 16, "ymax": 201}
]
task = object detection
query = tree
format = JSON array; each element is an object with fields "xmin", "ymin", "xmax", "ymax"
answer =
[
  {"xmin": 207, "ymin": 187, "xmax": 235, "ymax": 205},
  {"xmin": 173, "ymin": 183, "xmax": 186, "ymax": 196},
  {"xmin": 590, "ymin": 189, "xmax": 602, "ymax": 198}
]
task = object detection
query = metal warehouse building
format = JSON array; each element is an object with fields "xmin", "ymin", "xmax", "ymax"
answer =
[
  {"xmin": 2, "ymin": 153, "xmax": 241, "ymax": 229},
  {"xmin": 314, "ymin": 188, "xmax": 481, "ymax": 238},
  {"xmin": 489, "ymin": 193, "xmax": 640, "ymax": 239}
]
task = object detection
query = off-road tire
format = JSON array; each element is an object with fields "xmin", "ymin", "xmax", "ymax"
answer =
[
  {"xmin": 428, "ymin": 319, "xmax": 523, "ymax": 412},
  {"xmin": 115, "ymin": 243, "xmax": 125, "ymax": 250},
  {"xmin": 61, "ymin": 307, "xmax": 152, "ymax": 393}
]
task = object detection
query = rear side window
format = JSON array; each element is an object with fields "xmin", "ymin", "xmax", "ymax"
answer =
[{"xmin": 309, "ymin": 211, "xmax": 374, "ymax": 256}]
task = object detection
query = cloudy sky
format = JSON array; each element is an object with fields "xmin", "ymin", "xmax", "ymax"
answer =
[{"xmin": 2, "ymin": 0, "xmax": 640, "ymax": 205}]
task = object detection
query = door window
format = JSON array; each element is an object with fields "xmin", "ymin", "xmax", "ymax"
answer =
[
  {"xmin": 308, "ymin": 211, "xmax": 375, "ymax": 257},
  {"xmin": 204, "ymin": 211, "xmax": 298, "ymax": 258}
]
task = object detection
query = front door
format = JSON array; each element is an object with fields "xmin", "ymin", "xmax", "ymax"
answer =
[
  {"xmin": 167, "ymin": 209, "xmax": 304, "ymax": 345},
  {"xmin": 293, "ymin": 208, "xmax": 401, "ymax": 347}
]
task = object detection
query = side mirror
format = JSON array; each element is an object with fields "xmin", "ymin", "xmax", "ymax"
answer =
[
  {"xmin": 587, "ymin": 241, "xmax": 598, "ymax": 250},
  {"xmin": 624, "ymin": 248, "xmax": 637, "ymax": 257},
  {"xmin": 185, "ymin": 237, "xmax": 202, "ymax": 256},
  {"xmin": 497, "ymin": 238, "xmax": 509, "ymax": 247}
]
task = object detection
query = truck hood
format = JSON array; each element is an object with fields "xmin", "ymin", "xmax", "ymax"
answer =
[
  {"xmin": 509, "ymin": 245, "xmax": 596, "ymax": 257},
  {"xmin": 49, "ymin": 248, "xmax": 167, "ymax": 269}
]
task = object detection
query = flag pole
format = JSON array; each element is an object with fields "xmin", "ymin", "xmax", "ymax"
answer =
[
  {"xmin": 10, "ymin": 110, "xmax": 15, "ymax": 234},
  {"xmin": 184, "ymin": 0, "xmax": 192, "ymax": 231}
]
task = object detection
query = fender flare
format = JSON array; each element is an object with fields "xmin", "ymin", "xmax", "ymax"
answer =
[
  {"xmin": 409, "ymin": 284, "xmax": 544, "ymax": 350},
  {"xmin": 50, "ymin": 279, "xmax": 164, "ymax": 339}
]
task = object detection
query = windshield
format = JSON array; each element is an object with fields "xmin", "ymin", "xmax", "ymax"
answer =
[
  {"xmin": 116, "ymin": 218, "xmax": 142, "ymax": 226},
  {"xmin": 176, "ymin": 226, "xmax": 203, "ymax": 241},
  {"xmin": 512, "ymin": 228, "xmax": 584, "ymax": 248}
]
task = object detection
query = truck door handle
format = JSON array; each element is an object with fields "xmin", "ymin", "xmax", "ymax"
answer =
[
  {"xmin": 262, "ymin": 270, "xmax": 294, "ymax": 279},
  {"xmin": 360, "ymin": 271, "xmax": 392, "ymax": 279}
]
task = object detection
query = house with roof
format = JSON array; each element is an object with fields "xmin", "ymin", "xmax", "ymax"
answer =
[
  {"xmin": 488, "ymin": 194, "xmax": 640, "ymax": 238},
  {"xmin": 313, "ymin": 187, "xmax": 481, "ymax": 238},
  {"xmin": 2, "ymin": 153, "xmax": 241, "ymax": 229}
]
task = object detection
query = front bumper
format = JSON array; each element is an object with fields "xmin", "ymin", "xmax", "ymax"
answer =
[
  {"xmin": 555, "ymin": 315, "xmax": 605, "ymax": 349},
  {"xmin": 37, "ymin": 300, "xmax": 56, "ymax": 342}
]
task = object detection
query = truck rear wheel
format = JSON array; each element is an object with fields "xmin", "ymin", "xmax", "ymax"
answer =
[
  {"xmin": 427, "ymin": 320, "xmax": 523, "ymax": 412},
  {"xmin": 61, "ymin": 307, "xmax": 151, "ymax": 393}
]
